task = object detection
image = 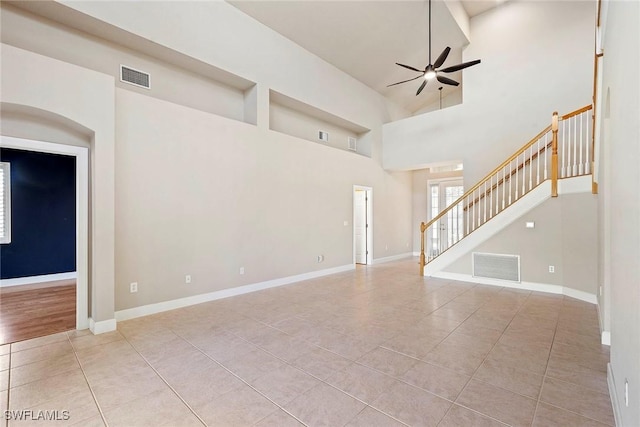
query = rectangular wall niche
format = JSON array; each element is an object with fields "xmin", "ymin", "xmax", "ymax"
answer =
[{"xmin": 268, "ymin": 90, "xmax": 370, "ymax": 156}]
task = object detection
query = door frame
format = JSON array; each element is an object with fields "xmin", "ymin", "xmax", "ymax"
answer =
[
  {"xmin": 353, "ymin": 185, "xmax": 373, "ymax": 265},
  {"xmin": 0, "ymin": 136, "xmax": 89, "ymax": 330}
]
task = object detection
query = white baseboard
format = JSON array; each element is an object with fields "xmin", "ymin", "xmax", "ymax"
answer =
[
  {"xmin": 115, "ymin": 264, "xmax": 355, "ymax": 322},
  {"xmin": 372, "ymin": 252, "xmax": 413, "ymax": 265},
  {"xmin": 89, "ymin": 317, "xmax": 117, "ymax": 335},
  {"xmin": 601, "ymin": 331, "xmax": 611, "ymax": 346},
  {"xmin": 608, "ymin": 363, "xmax": 622, "ymax": 427},
  {"xmin": 429, "ymin": 271, "xmax": 597, "ymax": 304},
  {"xmin": 0, "ymin": 272, "xmax": 77, "ymax": 287}
]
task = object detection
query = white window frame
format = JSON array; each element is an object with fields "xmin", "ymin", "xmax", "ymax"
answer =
[{"xmin": 0, "ymin": 162, "xmax": 10, "ymax": 244}]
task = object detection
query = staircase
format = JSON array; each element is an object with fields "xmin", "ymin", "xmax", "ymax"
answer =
[{"xmin": 419, "ymin": 105, "xmax": 594, "ymax": 275}]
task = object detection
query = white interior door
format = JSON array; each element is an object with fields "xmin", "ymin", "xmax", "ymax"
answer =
[{"xmin": 354, "ymin": 190, "xmax": 367, "ymax": 264}]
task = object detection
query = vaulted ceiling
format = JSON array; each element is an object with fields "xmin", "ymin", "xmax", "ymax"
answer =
[{"xmin": 228, "ymin": 0, "xmax": 504, "ymax": 114}]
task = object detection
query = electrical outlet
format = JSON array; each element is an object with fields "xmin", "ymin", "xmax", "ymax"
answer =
[
  {"xmin": 240, "ymin": 267, "xmax": 245, "ymax": 275},
  {"xmin": 185, "ymin": 275, "xmax": 191, "ymax": 284},
  {"xmin": 317, "ymin": 255, "xmax": 324, "ymax": 263},
  {"xmin": 130, "ymin": 282, "xmax": 138, "ymax": 293},
  {"xmin": 600, "ymin": 286, "xmax": 603, "ymax": 297},
  {"xmin": 548, "ymin": 265, "xmax": 555, "ymax": 273}
]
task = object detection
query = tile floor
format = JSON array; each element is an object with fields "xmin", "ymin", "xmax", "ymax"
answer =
[{"xmin": 0, "ymin": 259, "xmax": 614, "ymax": 426}]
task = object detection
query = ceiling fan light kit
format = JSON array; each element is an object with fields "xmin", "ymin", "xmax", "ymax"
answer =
[{"xmin": 388, "ymin": 0, "xmax": 481, "ymax": 96}]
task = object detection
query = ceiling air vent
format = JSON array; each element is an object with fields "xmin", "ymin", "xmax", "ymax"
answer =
[
  {"xmin": 348, "ymin": 137, "xmax": 357, "ymax": 151},
  {"xmin": 120, "ymin": 65, "xmax": 150, "ymax": 89}
]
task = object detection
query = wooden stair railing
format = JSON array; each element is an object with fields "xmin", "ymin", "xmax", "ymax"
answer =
[{"xmin": 419, "ymin": 105, "xmax": 593, "ymax": 275}]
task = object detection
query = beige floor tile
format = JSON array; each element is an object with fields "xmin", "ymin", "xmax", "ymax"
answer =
[
  {"xmin": 103, "ymin": 388, "xmax": 202, "ymax": 427},
  {"xmin": 313, "ymin": 332, "xmax": 378, "ymax": 361},
  {"xmin": 380, "ymin": 332, "xmax": 444, "ymax": 359},
  {"xmin": 401, "ymin": 360, "xmax": 470, "ymax": 400},
  {"xmin": 190, "ymin": 330, "xmax": 256, "ymax": 363},
  {"xmin": 546, "ymin": 355, "xmax": 609, "ymax": 394},
  {"xmin": 0, "ymin": 354, "xmax": 9, "ymax": 371},
  {"xmin": 551, "ymin": 343, "xmax": 609, "ymax": 372},
  {"xmin": 0, "ymin": 344, "xmax": 10, "ymax": 355},
  {"xmin": 88, "ymin": 366, "xmax": 169, "ymax": 412},
  {"xmin": 8, "ymin": 369, "xmax": 88, "ymax": 410},
  {"xmin": 73, "ymin": 339, "xmax": 138, "ymax": 368},
  {"xmin": 65, "ymin": 329, "xmax": 92, "ymax": 340},
  {"xmin": 1, "ymin": 390, "xmax": 7, "ymax": 417},
  {"xmin": 371, "ymin": 381, "xmax": 451, "ymax": 426},
  {"xmin": 10, "ymin": 341, "xmax": 74, "ymax": 368},
  {"xmin": 356, "ymin": 347, "xmax": 417, "ymax": 378},
  {"xmin": 456, "ymin": 379, "xmax": 536, "ymax": 427},
  {"xmin": 255, "ymin": 409, "xmax": 304, "ymax": 426},
  {"xmin": 69, "ymin": 331, "xmax": 124, "ymax": 351},
  {"xmin": 290, "ymin": 347, "xmax": 352, "ymax": 380},
  {"xmin": 250, "ymin": 364, "xmax": 321, "ymax": 406},
  {"xmin": 70, "ymin": 415, "xmax": 105, "ymax": 427},
  {"xmin": 453, "ymin": 322, "xmax": 503, "ymax": 345},
  {"xmin": 423, "ymin": 341, "xmax": 486, "ymax": 375},
  {"xmin": 255, "ymin": 332, "xmax": 317, "ymax": 363},
  {"xmin": 0, "ymin": 369, "xmax": 8, "ymax": 391},
  {"xmin": 344, "ymin": 406, "xmax": 406, "ymax": 427},
  {"xmin": 194, "ymin": 384, "xmax": 279, "ymax": 426},
  {"xmin": 486, "ymin": 342, "xmax": 550, "ymax": 375},
  {"xmin": 440, "ymin": 331, "xmax": 495, "ymax": 355},
  {"xmin": 539, "ymin": 377, "xmax": 615, "ymax": 425},
  {"xmin": 283, "ymin": 382, "xmax": 366, "ymax": 427},
  {"xmin": 473, "ymin": 358, "xmax": 543, "ymax": 399},
  {"xmin": 10, "ymin": 353, "xmax": 79, "ymax": 388},
  {"xmin": 167, "ymin": 365, "xmax": 245, "ymax": 409},
  {"xmin": 11, "ymin": 332, "xmax": 69, "ymax": 353},
  {"xmin": 533, "ymin": 402, "xmax": 611, "ymax": 427},
  {"xmin": 12, "ymin": 389, "xmax": 101, "ymax": 427},
  {"xmin": 439, "ymin": 404, "xmax": 507, "ymax": 427},
  {"xmin": 326, "ymin": 363, "xmax": 397, "ymax": 404},
  {"xmin": 220, "ymin": 347, "xmax": 285, "ymax": 382}
]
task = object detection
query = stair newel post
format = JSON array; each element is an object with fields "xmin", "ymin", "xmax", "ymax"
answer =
[
  {"xmin": 420, "ymin": 222, "xmax": 427, "ymax": 275},
  {"xmin": 551, "ymin": 111, "xmax": 559, "ymax": 197}
]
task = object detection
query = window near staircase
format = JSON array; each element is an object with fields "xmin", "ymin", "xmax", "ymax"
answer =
[
  {"xmin": 428, "ymin": 179, "xmax": 463, "ymax": 257},
  {"xmin": 0, "ymin": 162, "xmax": 10, "ymax": 244}
]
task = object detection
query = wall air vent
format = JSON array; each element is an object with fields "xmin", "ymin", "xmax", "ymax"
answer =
[
  {"xmin": 472, "ymin": 252, "xmax": 520, "ymax": 282},
  {"xmin": 348, "ymin": 137, "xmax": 357, "ymax": 151},
  {"xmin": 120, "ymin": 65, "xmax": 150, "ymax": 89}
]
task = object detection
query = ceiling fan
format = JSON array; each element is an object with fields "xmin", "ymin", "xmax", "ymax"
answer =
[{"xmin": 388, "ymin": 0, "xmax": 481, "ymax": 95}]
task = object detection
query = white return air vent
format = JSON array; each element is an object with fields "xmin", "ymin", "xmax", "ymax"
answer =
[
  {"xmin": 348, "ymin": 137, "xmax": 357, "ymax": 151},
  {"xmin": 120, "ymin": 65, "xmax": 150, "ymax": 89},
  {"xmin": 472, "ymin": 252, "xmax": 520, "ymax": 282},
  {"xmin": 318, "ymin": 131, "xmax": 329, "ymax": 142}
]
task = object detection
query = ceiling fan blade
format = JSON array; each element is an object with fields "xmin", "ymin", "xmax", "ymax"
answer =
[
  {"xmin": 433, "ymin": 47, "xmax": 451, "ymax": 69},
  {"xmin": 436, "ymin": 75, "xmax": 459, "ymax": 86},
  {"xmin": 439, "ymin": 59, "xmax": 481, "ymax": 73},
  {"xmin": 387, "ymin": 75, "xmax": 424, "ymax": 87},
  {"xmin": 416, "ymin": 79, "xmax": 428, "ymax": 95},
  {"xmin": 396, "ymin": 62, "xmax": 423, "ymax": 73}
]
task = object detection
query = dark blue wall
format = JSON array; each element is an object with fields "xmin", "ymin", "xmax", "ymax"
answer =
[{"xmin": 0, "ymin": 148, "xmax": 76, "ymax": 279}]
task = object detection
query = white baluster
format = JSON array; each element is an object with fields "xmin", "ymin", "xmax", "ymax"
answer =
[
  {"xmin": 489, "ymin": 176, "xmax": 493, "ymax": 218},
  {"xmin": 529, "ymin": 145, "xmax": 533, "ymax": 191},
  {"xmin": 572, "ymin": 116, "xmax": 578, "ymax": 176},
  {"xmin": 562, "ymin": 121, "xmax": 566, "ymax": 177},
  {"xmin": 496, "ymin": 172, "xmax": 499, "ymax": 214},
  {"xmin": 536, "ymin": 137, "xmax": 541, "ymax": 185},
  {"xmin": 509, "ymin": 160, "xmax": 512, "ymax": 205},
  {"xmin": 586, "ymin": 112, "xmax": 591, "ymax": 174},
  {"xmin": 521, "ymin": 150, "xmax": 527, "ymax": 196},
  {"xmin": 502, "ymin": 167, "xmax": 506, "ymax": 210},
  {"xmin": 483, "ymin": 181, "xmax": 487, "ymax": 223},
  {"xmin": 515, "ymin": 156, "xmax": 519, "ymax": 199},
  {"xmin": 544, "ymin": 133, "xmax": 548, "ymax": 180},
  {"xmin": 579, "ymin": 113, "xmax": 584, "ymax": 175}
]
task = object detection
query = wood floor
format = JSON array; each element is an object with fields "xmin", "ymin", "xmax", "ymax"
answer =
[{"xmin": 0, "ymin": 279, "xmax": 76, "ymax": 345}]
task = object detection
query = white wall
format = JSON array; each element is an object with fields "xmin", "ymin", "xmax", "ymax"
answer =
[
  {"xmin": 383, "ymin": 0, "xmax": 594, "ymax": 185},
  {"xmin": 1, "ymin": 2, "xmax": 414, "ymax": 317},
  {"xmin": 598, "ymin": 0, "xmax": 640, "ymax": 423},
  {"xmin": 443, "ymin": 192, "xmax": 598, "ymax": 295},
  {"xmin": 115, "ymin": 89, "xmax": 412, "ymax": 311},
  {"xmin": 1, "ymin": 44, "xmax": 116, "ymax": 325}
]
